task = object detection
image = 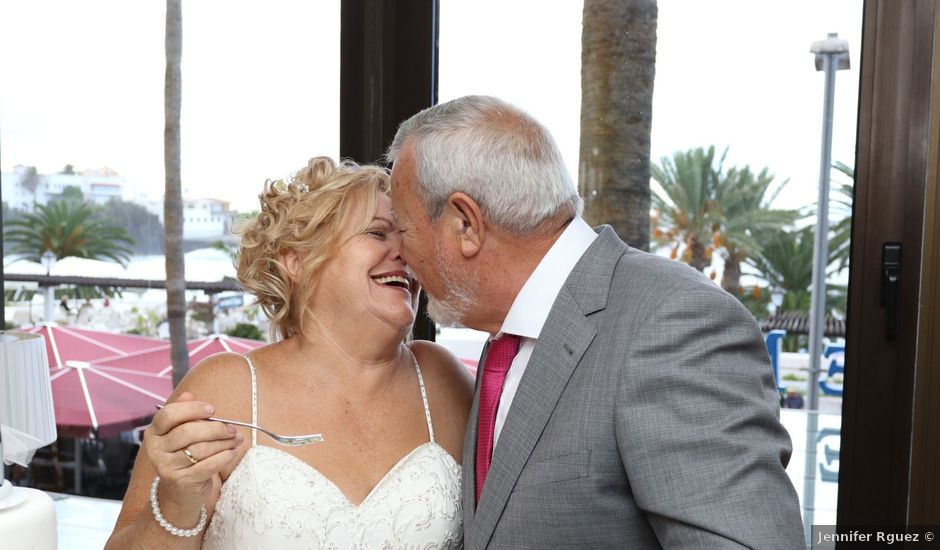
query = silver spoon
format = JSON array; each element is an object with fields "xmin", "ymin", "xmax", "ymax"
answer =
[{"xmin": 155, "ymin": 404, "xmax": 324, "ymax": 447}]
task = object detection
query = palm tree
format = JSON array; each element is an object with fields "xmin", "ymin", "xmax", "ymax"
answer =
[
  {"xmin": 4, "ymin": 200, "xmax": 133, "ymax": 265},
  {"xmin": 19, "ymin": 166, "xmax": 43, "ymax": 206},
  {"xmin": 713, "ymin": 166, "xmax": 799, "ymax": 295},
  {"xmin": 650, "ymin": 146, "xmax": 725, "ymax": 271},
  {"xmin": 829, "ymin": 161, "xmax": 854, "ymax": 270},
  {"xmin": 652, "ymin": 147, "xmax": 799, "ymax": 287},
  {"xmin": 746, "ymin": 226, "xmax": 848, "ymax": 316},
  {"xmin": 747, "ymin": 226, "xmax": 847, "ymax": 351},
  {"xmin": 165, "ymin": 0, "xmax": 188, "ymax": 387},
  {"xmin": 579, "ymin": 0, "xmax": 658, "ymax": 251}
]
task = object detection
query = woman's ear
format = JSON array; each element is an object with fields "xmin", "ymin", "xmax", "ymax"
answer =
[
  {"xmin": 281, "ymin": 248, "xmax": 304, "ymax": 282},
  {"xmin": 446, "ymin": 192, "xmax": 485, "ymax": 258}
]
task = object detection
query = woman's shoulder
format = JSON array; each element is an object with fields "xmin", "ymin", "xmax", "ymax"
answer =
[
  {"xmin": 408, "ymin": 340, "xmax": 473, "ymax": 400},
  {"xmin": 170, "ymin": 351, "xmax": 259, "ymax": 421},
  {"xmin": 180, "ymin": 351, "xmax": 253, "ymax": 387}
]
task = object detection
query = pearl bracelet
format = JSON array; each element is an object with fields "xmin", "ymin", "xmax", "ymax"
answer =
[{"xmin": 149, "ymin": 476, "xmax": 208, "ymax": 537}]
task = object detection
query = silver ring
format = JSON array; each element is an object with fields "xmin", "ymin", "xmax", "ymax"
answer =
[{"xmin": 182, "ymin": 448, "xmax": 199, "ymax": 465}]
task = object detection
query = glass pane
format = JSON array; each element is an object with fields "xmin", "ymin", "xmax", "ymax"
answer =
[
  {"xmin": 0, "ymin": 1, "xmax": 340, "ymax": 216},
  {"xmin": 438, "ymin": 0, "xmax": 582, "ymax": 366},
  {"xmin": 440, "ymin": 1, "xmax": 863, "ymax": 544},
  {"xmin": 0, "ymin": 4, "xmax": 340, "ymax": 544},
  {"xmin": 440, "ymin": 0, "xmax": 582, "ymax": 186},
  {"xmin": 654, "ymin": 2, "xmax": 862, "ymax": 539}
]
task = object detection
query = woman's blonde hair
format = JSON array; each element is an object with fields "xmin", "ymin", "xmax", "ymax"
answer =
[{"xmin": 235, "ymin": 156, "xmax": 389, "ymax": 340}]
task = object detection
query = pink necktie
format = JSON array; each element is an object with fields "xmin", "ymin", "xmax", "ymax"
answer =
[{"xmin": 475, "ymin": 333, "xmax": 521, "ymax": 504}]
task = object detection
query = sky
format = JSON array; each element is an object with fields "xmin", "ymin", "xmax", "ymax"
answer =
[{"xmin": 1, "ymin": 0, "xmax": 863, "ymax": 214}]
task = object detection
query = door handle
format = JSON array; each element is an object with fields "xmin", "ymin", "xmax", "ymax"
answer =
[{"xmin": 880, "ymin": 242, "xmax": 901, "ymax": 339}]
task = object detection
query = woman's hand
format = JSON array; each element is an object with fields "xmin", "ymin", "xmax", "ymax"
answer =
[{"xmin": 144, "ymin": 392, "xmax": 243, "ymax": 514}]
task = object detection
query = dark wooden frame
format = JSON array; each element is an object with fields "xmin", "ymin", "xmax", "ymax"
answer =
[
  {"xmin": 908, "ymin": 0, "xmax": 940, "ymax": 524},
  {"xmin": 839, "ymin": 0, "xmax": 939, "ymax": 527},
  {"xmin": 339, "ymin": 0, "xmax": 439, "ymax": 341}
]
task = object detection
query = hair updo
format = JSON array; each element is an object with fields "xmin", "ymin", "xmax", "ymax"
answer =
[{"xmin": 235, "ymin": 157, "xmax": 389, "ymax": 340}]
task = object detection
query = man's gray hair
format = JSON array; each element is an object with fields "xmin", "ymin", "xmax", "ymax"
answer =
[{"xmin": 387, "ymin": 95, "xmax": 583, "ymax": 234}]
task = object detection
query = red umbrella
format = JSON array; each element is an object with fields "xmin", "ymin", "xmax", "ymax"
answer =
[
  {"xmin": 21, "ymin": 324, "xmax": 171, "ymax": 438},
  {"xmin": 113, "ymin": 334, "xmax": 264, "ymax": 379},
  {"xmin": 182, "ymin": 333, "xmax": 264, "ymax": 374}
]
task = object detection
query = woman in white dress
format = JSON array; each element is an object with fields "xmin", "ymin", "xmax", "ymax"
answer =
[{"xmin": 107, "ymin": 157, "xmax": 473, "ymax": 549}]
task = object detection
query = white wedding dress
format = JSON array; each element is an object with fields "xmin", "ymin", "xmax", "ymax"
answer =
[{"xmin": 202, "ymin": 355, "xmax": 463, "ymax": 549}]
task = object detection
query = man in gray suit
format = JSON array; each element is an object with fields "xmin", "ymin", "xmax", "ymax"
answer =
[{"xmin": 387, "ymin": 95, "xmax": 805, "ymax": 549}]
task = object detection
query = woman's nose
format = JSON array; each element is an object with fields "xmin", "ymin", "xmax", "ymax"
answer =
[{"xmin": 388, "ymin": 230, "xmax": 407, "ymax": 264}]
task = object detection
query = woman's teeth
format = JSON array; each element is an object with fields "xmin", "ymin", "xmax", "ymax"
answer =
[{"xmin": 373, "ymin": 275, "xmax": 410, "ymax": 288}]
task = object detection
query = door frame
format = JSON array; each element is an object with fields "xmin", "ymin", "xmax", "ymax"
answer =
[{"xmin": 839, "ymin": 0, "xmax": 939, "ymax": 526}]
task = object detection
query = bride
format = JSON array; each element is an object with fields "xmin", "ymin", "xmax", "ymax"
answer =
[{"xmin": 107, "ymin": 157, "xmax": 473, "ymax": 549}]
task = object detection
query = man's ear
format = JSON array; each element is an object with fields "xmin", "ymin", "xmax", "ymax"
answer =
[
  {"xmin": 281, "ymin": 248, "xmax": 304, "ymax": 282},
  {"xmin": 445, "ymin": 192, "xmax": 485, "ymax": 258}
]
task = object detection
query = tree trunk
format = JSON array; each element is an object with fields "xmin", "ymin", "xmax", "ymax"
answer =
[
  {"xmin": 689, "ymin": 239, "xmax": 708, "ymax": 272},
  {"xmin": 721, "ymin": 256, "xmax": 743, "ymax": 295},
  {"xmin": 579, "ymin": 0, "xmax": 657, "ymax": 251},
  {"xmin": 164, "ymin": 0, "xmax": 188, "ymax": 387}
]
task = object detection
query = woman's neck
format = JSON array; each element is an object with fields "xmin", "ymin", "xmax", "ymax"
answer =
[{"xmin": 287, "ymin": 317, "xmax": 410, "ymax": 398}]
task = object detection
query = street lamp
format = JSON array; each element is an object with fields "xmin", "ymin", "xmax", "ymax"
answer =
[
  {"xmin": 770, "ymin": 288, "xmax": 785, "ymax": 316},
  {"xmin": 40, "ymin": 250, "xmax": 57, "ymax": 324},
  {"xmin": 803, "ymin": 32, "xmax": 850, "ymax": 544}
]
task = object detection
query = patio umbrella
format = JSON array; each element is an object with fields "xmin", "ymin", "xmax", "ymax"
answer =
[
  {"xmin": 20, "ymin": 324, "xmax": 171, "ymax": 438},
  {"xmin": 91, "ymin": 333, "xmax": 264, "ymax": 382},
  {"xmin": 175, "ymin": 333, "xmax": 264, "ymax": 375},
  {"xmin": 19, "ymin": 324, "xmax": 171, "ymax": 493},
  {"xmin": 107, "ymin": 334, "xmax": 264, "ymax": 379}
]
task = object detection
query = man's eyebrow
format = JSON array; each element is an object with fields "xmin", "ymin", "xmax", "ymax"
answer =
[{"xmin": 388, "ymin": 209, "xmax": 400, "ymax": 222}]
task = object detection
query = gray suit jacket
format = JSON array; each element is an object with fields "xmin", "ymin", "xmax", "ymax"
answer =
[{"xmin": 462, "ymin": 226, "xmax": 805, "ymax": 549}]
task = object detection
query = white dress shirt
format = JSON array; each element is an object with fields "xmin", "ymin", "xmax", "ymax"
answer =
[{"xmin": 490, "ymin": 217, "xmax": 597, "ymax": 446}]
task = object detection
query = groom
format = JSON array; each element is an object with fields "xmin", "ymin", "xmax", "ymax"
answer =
[{"xmin": 388, "ymin": 96, "xmax": 805, "ymax": 549}]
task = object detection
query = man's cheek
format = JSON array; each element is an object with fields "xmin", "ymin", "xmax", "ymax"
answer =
[{"xmin": 401, "ymin": 237, "xmax": 423, "ymax": 265}]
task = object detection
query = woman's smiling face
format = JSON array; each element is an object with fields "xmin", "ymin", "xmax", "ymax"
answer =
[{"xmin": 311, "ymin": 194, "xmax": 419, "ymax": 333}]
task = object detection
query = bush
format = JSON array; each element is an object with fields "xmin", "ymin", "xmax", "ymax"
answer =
[{"xmin": 224, "ymin": 323, "xmax": 264, "ymax": 341}]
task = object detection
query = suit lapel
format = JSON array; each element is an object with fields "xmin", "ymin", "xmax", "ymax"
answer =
[
  {"xmin": 462, "ymin": 340, "xmax": 489, "ymax": 530},
  {"xmin": 467, "ymin": 288, "xmax": 597, "ymax": 549},
  {"xmin": 465, "ymin": 226, "xmax": 627, "ymax": 548}
]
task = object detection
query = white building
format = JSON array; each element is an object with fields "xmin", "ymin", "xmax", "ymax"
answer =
[
  {"xmin": 2, "ymin": 165, "xmax": 230, "ymax": 242},
  {"xmin": 147, "ymin": 196, "xmax": 231, "ymax": 241},
  {"xmin": 1, "ymin": 165, "xmax": 147, "ymax": 210}
]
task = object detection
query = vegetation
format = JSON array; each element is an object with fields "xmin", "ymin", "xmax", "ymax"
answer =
[
  {"xmin": 651, "ymin": 146, "xmax": 726, "ymax": 271},
  {"xmin": 224, "ymin": 323, "xmax": 264, "ymax": 341},
  {"xmin": 59, "ymin": 185, "xmax": 85, "ymax": 203},
  {"xmin": 828, "ymin": 161, "xmax": 854, "ymax": 271},
  {"xmin": 2, "ymin": 203, "xmax": 25, "ymax": 254},
  {"xmin": 127, "ymin": 307, "xmax": 161, "ymax": 336},
  {"xmin": 18, "ymin": 166, "xmax": 43, "ymax": 204},
  {"xmin": 651, "ymin": 146, "xmax": 798, "ymax": 283},
  {"xmin": 99, "ymin": 198, "xmax": 164, "ymax": 255},
  {"xmin": 745, "ymin": 226, "xmax": 848, "ymax": 315},
  {"xmin": 651, "ymin": 150, "xmax": 854, "ymax": 341},
  {"xmin": 712, "ymin": 166, "xmax": 799, "ymax": 294},
  {"xmin": 4, "ymin": 200, "xmax": 134, "ymax": 265}
]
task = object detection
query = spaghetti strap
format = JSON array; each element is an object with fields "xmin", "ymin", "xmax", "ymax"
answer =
[
  {"xmin": 408, "ymin": 346, "xmax": 435, "ymax": 444},
  {"xmin": 244, "ymin": 354, "xmax": 258, "ymax": 447}
]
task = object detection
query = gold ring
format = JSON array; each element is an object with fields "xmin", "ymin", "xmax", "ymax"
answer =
[{"xmin": 182, "ymin": 448, "xmax": 199, "ymax": 465}]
